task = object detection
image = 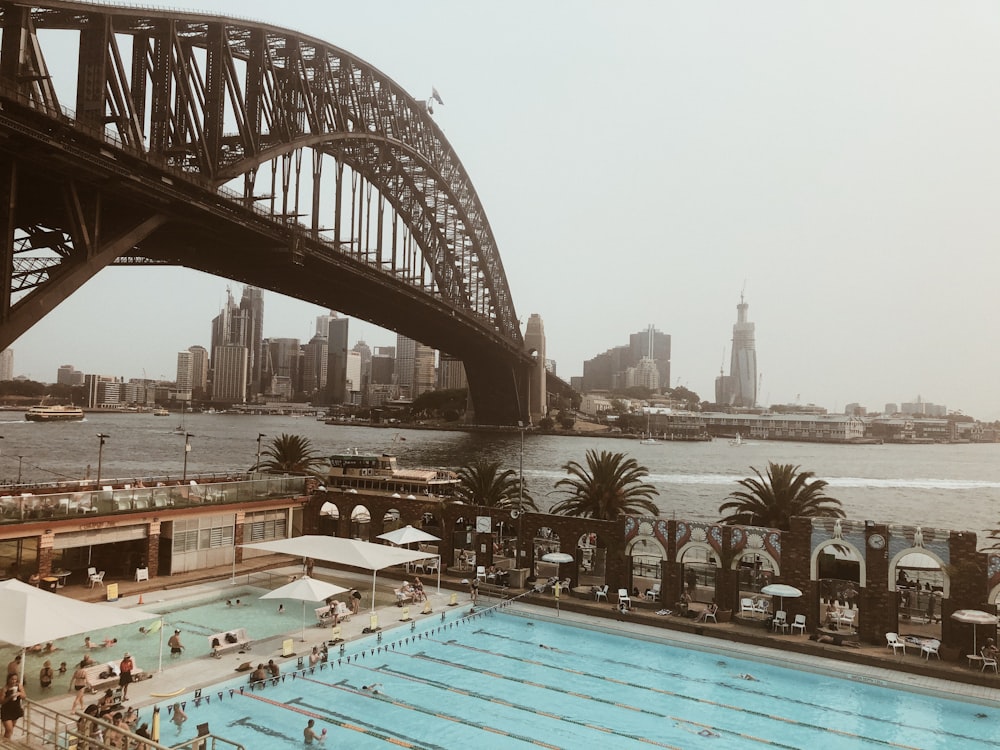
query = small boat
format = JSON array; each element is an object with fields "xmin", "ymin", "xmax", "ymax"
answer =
[
  {"xmin": 729, "ymin": 433, "xmax": 744, "ymax": 447},
  {"xmin": 152, "ymin": 407, "xmax": 169, "ymax": 417},
  {"xmin": 639, "ymin": 435, "xmax": 661, "ymax": 445},
  {"xmin": 25, "ymin": 404, "xmax": 85, "ymax": 422}
]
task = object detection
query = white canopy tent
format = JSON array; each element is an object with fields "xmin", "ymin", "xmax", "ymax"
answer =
[
  {"xmin": 0, "ymin": 578, "xmax": 158, "ymax": 683},
  {"xmin": 377, "ymin": 525, "xmax": 442, "ymax": 593},
  {"xmin": 241, "ymin": 535, "xmax": 436, "ymax": 612}
]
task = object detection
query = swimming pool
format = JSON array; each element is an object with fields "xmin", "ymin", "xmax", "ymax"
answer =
[
  {"xmin": 127, "ymin": 605, "xmax": 999, "ymax": 749},
  {"xmin": 1, "ymin": 585, "xmax": 289, "ymax": 701}
]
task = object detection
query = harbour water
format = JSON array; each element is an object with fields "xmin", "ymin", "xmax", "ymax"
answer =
[{"xmin": 1, "ymin": 412, "xmax": 998, "ymax": 543}]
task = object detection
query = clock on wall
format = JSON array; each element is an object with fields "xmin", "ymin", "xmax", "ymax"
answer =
[
  {"xmin": 867, "ymin": 533, "xmax": 886, "ymax": 550},
  {"xmin": 475, "ymin": 516, "xmax": 492, "ymax": 534}
]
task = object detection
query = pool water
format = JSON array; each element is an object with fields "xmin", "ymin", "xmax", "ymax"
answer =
[
  {"xmin": 2, "ymin": 586, "xmax": 296, "ymax": 700},
  {"xmin": 130, "ymin": 607, "xmax": 999, "ymax": 749}
]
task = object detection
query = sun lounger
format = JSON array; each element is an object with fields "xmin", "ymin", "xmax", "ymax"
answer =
[
  {"xmin": 83, "ymin": 662, "xmax": 145, "ymax": 692},
  {"xmin": 315, "ymin": 602, "xmax": 350, "ymax": 625},
  {"xmin": 208, "ymin": 628, "xmax": 250, "ymax": 656}
]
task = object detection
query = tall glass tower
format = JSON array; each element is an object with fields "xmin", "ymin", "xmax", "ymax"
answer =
[{"xmin": 729, "ymin": 293, "xmax": 757, "ymax": 408}]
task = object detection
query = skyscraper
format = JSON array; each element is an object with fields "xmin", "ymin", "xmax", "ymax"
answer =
[
  {"xmin": 210, "ymin": 288, "xmax": 251, "ymax": 403},
  {"xmin": 325, "ymin": 314, "xmax": 349, "ymax": 404},
  {"xmin": 728, "ymin": 293, "xmax": 757, "ymax": 408},
  {"xmin": 188, "ymin": 346, "xmax": 209, "ymax": 396},
  {"xmin": 175, "ymin": 351, "xmax": 193, "ymax": 403},
  {"xmin": 395, "ymin": 334, "xmax": 416, "ymax": 399},
  {"xmin": 239, "ymin": 287, "xmax": 265, "ymax": 400}
]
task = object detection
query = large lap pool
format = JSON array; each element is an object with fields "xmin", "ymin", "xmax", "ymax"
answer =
[{"xmin": 133, "ymin": 605, "xmax": 998, "ymax": 749}]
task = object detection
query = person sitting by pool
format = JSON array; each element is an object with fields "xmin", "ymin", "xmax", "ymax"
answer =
[
  {"xmin": 675, "ymin": 590, "xmax": 691, "ymax": 616},
  {"xmin": 309, "ymin": 647, "xmax": 321, "ymax": 668},
  {"xmin": 320, "ymin": 601, "xmax": 342, "ymax": 625},
  {"xmin": 983, "ymin": 638, "xmax": 999, "ymax": 660},
  {"xmin": 267, "ymin": 659, "xmax": 280, "ymax": 679},
  {"xmin": 694, "ymin": 600, "xmax": 718, "ymax": 623},
  {"xmin": 412, "ymin": 577, "xmax": 425, "ymax": 602},
  {"xmin": 249, "ymin": 664, "xmax": 267, "ymax": 684},
  {"xmin": 96, "ymin": 689, "xmax": 118, "ymax": 718},
  {"xmin": 824, "ymin": 600, "xmax": 841, "ymax": 629}
]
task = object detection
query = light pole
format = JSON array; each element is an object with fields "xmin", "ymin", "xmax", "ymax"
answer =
[
  {"xmin": 182, "ymin": 433, "xmax": 192, "ymax": 481},
  {"xmin": 255, "ymin": 433, "xmax": 266, "ymax": 472},
  {"xmin": 96, "ymin": 434, "xmax": 109, "ymax": 486},
  {"xmin": 517, "ymin": 421, "xmax": 525, "ymax": 512},
  {"xmin": 16, "ymin": 456, "xmax": 24, "ymax": 485}
]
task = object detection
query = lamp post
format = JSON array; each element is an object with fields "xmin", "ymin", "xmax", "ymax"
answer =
[
  {"xmin": 517, "ymin": 421, "xmax": 525, "ymax": 512},
  {"xmin": 255, "ymin": 433, "xmax": 266, "ymax": 472},
  {"xmin": 96, "ymin": 433, "xmax": 109, "ymax": 486},
  {"xmin": 16, "ymin": 456, "xmax": 24, "ymax": 485},
  {"xmin": 182, "ymin": 433, "xmax": 192, "ymax": 481}
]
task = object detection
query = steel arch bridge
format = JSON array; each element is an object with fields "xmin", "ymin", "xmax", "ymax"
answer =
[{"xmin": 0, "ymin": 0, "xmax": 535, "ymax": 424}]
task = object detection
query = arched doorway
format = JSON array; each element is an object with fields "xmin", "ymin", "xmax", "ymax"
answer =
[
  {"xmin": 678, "ymin": 543, "xmax": 719, "ymax": 605},
  {"xmin": 814, "ymin": 541, "xmax": 863, "ymax": 631},
  {"xmin": 350, "ymin": 504, "xmax": 371, "ymax": 541},
  {"xmin": 626, "ymin": 536, "xmax": 665, "ymax": 600},
  {"xmin": 892, "ymin": 551, "xmax": 946, "ymax": 638}
]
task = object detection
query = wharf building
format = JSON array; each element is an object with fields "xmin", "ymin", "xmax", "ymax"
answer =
[{"xmin": 2, "ymin": 471, "xmax": 999, "ymax": 661}]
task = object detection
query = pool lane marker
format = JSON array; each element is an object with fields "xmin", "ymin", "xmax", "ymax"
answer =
[
  {"xmin": 294, "ymin": 673, "xmax": 566, "ymax": 750},
  {"xmin": 236, "ymin": 686, "xmax": 422, "ymax": 747},
  {"xmin": 414, "ymin": 638, "xmax": 927, "ymax": 750},
  {"xmin": 467, "ymin": 629, "xmax": 972, "ymax": 748}
]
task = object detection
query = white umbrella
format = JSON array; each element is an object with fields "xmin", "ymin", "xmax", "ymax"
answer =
[
  {"xmin": 377, "ymin": 525, "xmax": 440, "ymax": 546},
  {"xmin": 260, "ymin": 576, "xmax": 349, "ymax": 641},
  {"xmin": 950, "ymin": 609, "xmax": 999, "ymax": 655},
  {"xmin": 542, "ymin": 552, "xmax": 574, "ymax": 617},
  {"xmin": 0, "ymin": 579, "xmax": 158, "ymax": 683},
  {"xmin": 761, "ymin": 583, "xmax": 803, "ymax": 612}
]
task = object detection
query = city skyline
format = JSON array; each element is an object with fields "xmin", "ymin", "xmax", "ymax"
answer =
[{"xmin": 6, "ymin": 2, "xmax": 1000, "ymax": 419}]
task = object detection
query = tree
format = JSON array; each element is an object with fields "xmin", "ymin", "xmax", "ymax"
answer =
[
  {"xmin": 550, "ymin": 449, "xmax": 659, "ymax": 520},
  {"xmin": 455, "ymin": 459, "xmax": 537, "ymax": 511},
  {"xmin": 255, "ymin": 433, "xmax": 325, "ymax": 474},
  {"xmin": 718, "ymin": 462, "xmax": 845, "ymax": 530}
]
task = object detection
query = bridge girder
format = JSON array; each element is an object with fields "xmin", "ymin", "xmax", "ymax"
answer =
[{"xmin": 0, "ymin": 1, "xmax": 534, "ymax": 423}]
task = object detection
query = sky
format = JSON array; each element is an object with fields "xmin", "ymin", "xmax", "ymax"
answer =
[{"xmin": 9, "ymin": 1, "xmax": 1000, "ymax": 420}]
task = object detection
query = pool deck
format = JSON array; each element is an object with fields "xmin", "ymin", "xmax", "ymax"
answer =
[{"xmin": 38, "ymin": 556, "xmax": 1000, "ymax": 718}]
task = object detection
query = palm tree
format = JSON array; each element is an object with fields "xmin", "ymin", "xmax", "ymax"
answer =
[
  {"xmin": 550, "ymin": 449, "xmax": 659, "ymax": 520},
  {"xmin": 455, "ymin": 459, "xmax": 537, "ymax": 511},
  {"xmin": 718, "ymin": 462, "xmax": 845, "ymax": 530},
  {"xmin": 254, "ymin": 433, "xmax": 325, "ymax": 475}
]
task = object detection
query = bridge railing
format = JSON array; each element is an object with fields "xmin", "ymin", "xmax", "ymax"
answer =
[{"xmin": 0, "ymin": 475, "xmax": 307, "ymax": 525}]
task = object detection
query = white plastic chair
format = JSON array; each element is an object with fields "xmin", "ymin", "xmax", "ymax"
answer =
[
  {"xmin": 134, "ymin": 567, "xmax": 149, "ymax": 582},
  {"xmin": 740, "ymin": 598, "xmax": 755, "ymax": 615},
  {"xmin": 89, "ymin": 570, "xmax": 106, "ymax": 588},
  {"xmin": 921, "ymin": 639, "xmax": 941, "ymax": 660},
  {"xmin": 754, "ymin": 598, "xmax": 771, "ymax": 617},
  {"xmin": 594, "ymin": 584, "xmax": 609, "ymax": 602},
  {"xmin": 617, "ymin": 589, "xmax": 631, "ymax": 610},
  {"xmin": 981, "ymin": 648, "xmax": 998, "ymax": 673},
  {"xmin": 885, "ymin": 632, "xmax": 906, "ymax": 656},
  {"xmin": 771, "ymin": 610, "xmax": 788, "ymax": 634},
  {"xmin": 475, "ymin": 565, "xmax": 487, "ymax": 582},
  {"xmin": 790, "ymin": 613, "xmax": 807, "ymax": 635},
  {"xmin": 837, "ymin": 608, "xmax": 857, "ymax": 631}
]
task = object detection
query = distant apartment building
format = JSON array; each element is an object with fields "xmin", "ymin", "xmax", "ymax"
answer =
[
  {"xmin": 345, "ymin": 350, "xmax": 362, "ymax": 401},
  {"xmin": 175, "ymin": 351, "xmax": 194, "ymax": 403},
  {"xmin": 56, "ymin": 363, "xmax": 84, "ymax": 386},
  {"xmin": 395, "ymin": 335, "xmax": 416, "ymax": 399},
  {"xmin": 581, "ymin": 324, "xmax": 670, "ymax": 393},
  {"xmin": 263, "ymin": 338, "xmax": 300, "ymax": 400},
  {"xmin": 301, "ymin": 334, "xmax": 329, "ymax": 398},
  {"xmin": 413, "ymin": 344, "xmax": 436, "ymax": 398},
  {"xmin": 438, "ymin": 355, "xmax": 468, "ymax": 391},
  {"xmin": 188, "ymin": 346, "xmax": 209, "ymax": 394}
]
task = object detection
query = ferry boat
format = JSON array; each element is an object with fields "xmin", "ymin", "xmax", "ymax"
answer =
[
  {"xmin": 24, "ymin": 404, "xmax": 85, "ymax": 422},
  {"xmin": 152, "ymin": 407, "xmax": 169, "ymax": 416},
  {"xmin": 325, "ymin": 451, "xmax": 460, "ymax": 497}
]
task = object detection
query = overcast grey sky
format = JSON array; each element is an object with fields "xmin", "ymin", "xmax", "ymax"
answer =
[{"xmin": 11, "ymin": 1, "xmax": 1000, "ymax": 419}]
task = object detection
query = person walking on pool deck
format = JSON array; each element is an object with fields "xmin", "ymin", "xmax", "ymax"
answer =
[
  {"xmin": 470, "ymin": 578, "xmax": 479, "ymax": 604},
  {"xmin": 2, "ymin": 673, "xmax": 26, "ymax": 740},
  {"xmin": 70, "ymin": 661, "xmax": 91, "ymax": 713},
  {"xmin": 118, "ymin": 652, "xmax": 135, "ymax": 700},
  {"xmin": 168, "ymin": 630, "xmax": 184, "ymax": 657},
  {"xmin": 350, "ymin": 589, "xmax": 362, "ymax": 615}
]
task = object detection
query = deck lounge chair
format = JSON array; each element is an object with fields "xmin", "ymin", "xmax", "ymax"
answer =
[{"xmin": 921, "ymin": 639, "xmax": 940, "ymax": 660}]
